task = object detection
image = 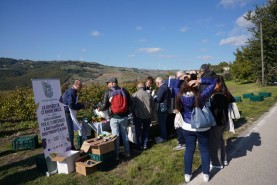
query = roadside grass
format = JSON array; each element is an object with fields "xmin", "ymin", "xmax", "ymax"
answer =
[{"xmin": 1, "ymin": 82, "xmax": 277, "ymax": 185}]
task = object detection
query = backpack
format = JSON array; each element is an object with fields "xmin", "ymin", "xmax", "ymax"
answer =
[{"xmin": 110, "ymin": 88, "xmax": 128, "ymax": 114}]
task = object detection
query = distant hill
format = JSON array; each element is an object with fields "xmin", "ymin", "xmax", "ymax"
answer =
[{"xmin": 0, "ymin": 57, "xmax": 174, "ymax": 90}]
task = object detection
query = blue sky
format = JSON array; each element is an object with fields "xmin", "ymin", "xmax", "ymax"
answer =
[{"xmin": 0, "ymin": 0, "xmax": 266, "ymax": 70}]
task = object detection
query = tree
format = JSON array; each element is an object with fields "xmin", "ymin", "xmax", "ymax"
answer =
[
  {"xmin": 245, "ymin": 0, "xmax": 277, "ymax": 83},
  {"xmin": 231, "ymin": 47, "xmax": 255, "ymax": 82}
]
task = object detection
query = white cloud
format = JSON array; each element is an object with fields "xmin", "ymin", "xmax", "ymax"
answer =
[
  {"xmin": 236, "ymin": 13, "xmax": 254, "ymax": 28},
  {"xmin": 136, "ymin": 26, "xmax": 143, "ymax": 31},
  {"xmin": 219, "ymin": 0, "xmax": 249, "ymax": 8},
  {"xmin": 81, "ymin": 48, "xmax": 87, "ymax": 52},
  {"xmin": 90, "ymin": 30, "xmax": 102, "ymax": 37},
  {"xmin": 201, "ymin": 39, "xmax": 208, "ymax": 43},
  {"xmin": 180, "ymin": 26, "xmax": 188, "ymax": 32},
  {"xmin": 219, "ymin": 35, "xmax": 248, "ymax": 46},
  {"xmin": 138, "ymin": 48, "xmax": 163, "ymax": 53}
]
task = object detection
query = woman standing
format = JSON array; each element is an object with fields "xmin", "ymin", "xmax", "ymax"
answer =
[
  {"xmin": 209, "ymin": 75, "xmax": 234, "ymax": 168},
  {"xmin": 175, "ymin": 76, "xmax": 216, "ymax": 183}
]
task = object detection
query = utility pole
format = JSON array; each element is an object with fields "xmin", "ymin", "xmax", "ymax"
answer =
[{"xmin": 260, "ymin": 22, "xmax": 264, "ymax": 86}]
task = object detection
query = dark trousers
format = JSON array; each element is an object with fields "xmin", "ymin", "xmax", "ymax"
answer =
[
  {"xmin": 209, "ymin": 126, "xmax": 227, "ymax": 166},
  {"xmin": 176, "ymin": 127, "xmax": 185, "ymax": 145},
  {"xmin": 183, "ymin": 129, "xmax": 211, "ymax": 175},
  {"xmin": 65, "ymin": 112, "xmax": 75, "ymax": 149},
  {"xmin": 166, "ymin": 113, "xmax": 176, "ymax": 137},
  {"xmin": 157, "ymin": 111, "xmax": 168, "ymax": 140},
  {"xmin": 134, "ymin": 117, "xmax": 151, "ymax": 150}
]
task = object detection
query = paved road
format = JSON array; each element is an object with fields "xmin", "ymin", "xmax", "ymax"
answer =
[{"xmin": 184, "ymin": 102, "xmax": 277, "ymax": 185}]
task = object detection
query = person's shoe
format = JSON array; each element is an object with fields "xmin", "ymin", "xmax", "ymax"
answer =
[
  {"xmin": 124, "ymin": 152, "xmax": 130, "ymax": 158},
  {"xmin": 173, "ymin": 144, "xmax": 185, "ymax": 151},
  {"xmin": 143, "ymin": 145, "xmax": 148, "ymax": 150},
  {"xmin": 155, "ymin": 138, "xmax": 166, "ymax": 144},
  {"xmin": 223, "ymin": 160, "xmax": 228, "ymax": 166},
  {"xmin": 210, "ymin": 164, "xmax": 223, "ymax": 169},
  {"xmin": 184, "ymin": 174, "xmax": 191, "ymax": 183},
  {"xmin": 202, "ymin": 174, "xmax": 209, "ymax": 182}
]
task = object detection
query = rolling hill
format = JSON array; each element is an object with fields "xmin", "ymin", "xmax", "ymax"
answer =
[{"xmin": 0, "ymin": 57, "xmax": 174, "ymax": 90}]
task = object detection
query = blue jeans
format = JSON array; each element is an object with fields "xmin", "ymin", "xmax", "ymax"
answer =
[
  {"xmin": 182, "ymin": 129, "xmax": 211, "ymax": 175},
  {"xmin": 134, "ymin": 117, "xmax": 151, "ymax": 149},
  {"xmin": 65, "ymin": 112, "xmax": 75, "ymax": 149},
  {"xmin": 110, "ymin": 117, "xmax": 130, "ymax": 156},
  {"xmin": 157, "ymin": 111, "xmax": 168, "ymax": 140}
]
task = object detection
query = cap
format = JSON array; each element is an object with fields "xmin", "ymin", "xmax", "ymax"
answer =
[{"xmin": 106, "ymin": 77, "xmax": 118, "ymax": 84}]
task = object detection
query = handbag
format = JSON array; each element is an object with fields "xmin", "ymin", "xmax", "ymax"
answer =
[
  {"xmin": 228, "ymin": 102, "xmax": 240, "ymax": 119},
  {"xmin": 191, "ymin": 103, "xmax": 216, "ymax": 129}
]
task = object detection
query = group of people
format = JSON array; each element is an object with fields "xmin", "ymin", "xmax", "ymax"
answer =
[{"xmin": 61, "ymin": 63, "xmax": 235, "ymax": 183}]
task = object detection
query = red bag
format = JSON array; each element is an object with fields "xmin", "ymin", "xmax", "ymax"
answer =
[{"xmin": 111, "ymin": 88, "xmax": 128, "ymax": 114}]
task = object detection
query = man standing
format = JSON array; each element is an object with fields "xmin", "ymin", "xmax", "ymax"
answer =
[
  {"xmin": 154, "ymin": 77, "xmax": 171, "ymax": 143},
  {"xmin": 132, "ymin": 82, "xmax": 154, "ymax": 150},
  {"xmin": 98, "ymin": 77, "xmax": 132, "ymax": 160},
  {"xmin": 60, "ymin": 80, "xmax": 85, "ymax": 150}
]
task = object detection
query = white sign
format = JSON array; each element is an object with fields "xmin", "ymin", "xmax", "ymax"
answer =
[{"xmin": 32, "ymin": 79, "xmax": 70, "ymax": 171}]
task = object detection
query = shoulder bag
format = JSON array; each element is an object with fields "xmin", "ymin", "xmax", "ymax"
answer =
[{"xmin": 191, "ymin": 103, "xmax": 216, "ymax": 129}]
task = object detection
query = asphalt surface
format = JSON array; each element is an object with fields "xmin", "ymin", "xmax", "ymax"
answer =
[{"xmin": 183, "ymin": 102, "xmax": 277, "ymax": 185}]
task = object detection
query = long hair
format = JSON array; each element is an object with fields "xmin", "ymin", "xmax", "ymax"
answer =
[
  {"xmin": 176, "ymin": 77, "xmax": 200, "ymax": 111},
  {"xmin": 214, "ymin": 75, "xmax": 234, "ymax": 102}
]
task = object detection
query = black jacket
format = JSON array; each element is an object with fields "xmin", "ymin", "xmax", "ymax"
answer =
[{"xmin": 210, "ymin": 91, "xmax": 228, "ymax": 126}]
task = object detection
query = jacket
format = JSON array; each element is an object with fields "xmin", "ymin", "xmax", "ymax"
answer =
[
  {"xmin": 210, "ymin": 91, "xmax": 228, "ymax": 126},
  {"xmin": 180, "ymin": 78, "xmax": 216, "ymax": 123},
  {"xmin": 154, "ymin": 83, "xmax": 171, "ymax": 110},
  {"xmin": 132, "ymin": 88, "xmax": 154, "ymax": 119},
  {"xmin": 60, "ymin": 87, "xmax": 84, "ymax": 112},
  {"xmin": 98, "ymin": 86, "xmax": 132, "ymax": 118}
]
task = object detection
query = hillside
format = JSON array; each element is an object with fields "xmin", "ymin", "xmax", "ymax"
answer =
[{"xmin": 0, "ymin": 58, "xmax": 174, "ymax": 90}]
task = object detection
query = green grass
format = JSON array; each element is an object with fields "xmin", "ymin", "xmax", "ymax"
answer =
[{"xmin": 1, "ymin": 82, "xmax": 277, "ymax": 184}]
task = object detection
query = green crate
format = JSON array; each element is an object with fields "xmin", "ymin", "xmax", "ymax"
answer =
[
  {"xmin": 234, "ymin": 96, "xmax": 242, "ymax": 102},
  {"xmin": 259, "ymin": 92, "xmax": 272, "ymax": 98},
  {"xmin": 250, "ymin": 95, "xmax": 264, "ymax": 102},
  {"xmin": 35, "ymin": 154, "xmax": 48, "ymax": 173},
  {"xmin": 243, "ymin": 93, "xmax": 254, "ymax": 99},
  {"xmin": 12, "ymin": 135, "xmax": 38, "ymax": 152},
  {"xmin": 89, "ymin": 151, "xmax": 116, "ymax": 171}
]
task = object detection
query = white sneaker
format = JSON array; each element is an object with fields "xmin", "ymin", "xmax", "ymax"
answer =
[
  {"xmin": 202, "ymin": 174, "xmax": 209, "ymax": 182},
  {"xmin": 173, "ymin": 144, "xmax": 185, "ymax": 151},
  {"xmin": 223, "ymin": 160, "xmax": 228, "ymax": 166},
  {"xmin": 184, "ymin": 174, "xmax": 191, "ymax": 183},
  {"xmin": 210, "ymin": 164, "xmax": 223, "ymax": 169}
]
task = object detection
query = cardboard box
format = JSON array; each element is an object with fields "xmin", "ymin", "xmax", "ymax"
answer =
[
  {"xmin": 81, "ymin": 137, "xmax": 116, "ymax": 155},
  {"xmin": 75, "ymin": 155, "xmax": 101, "ymax": 176},
  {"xmin": 52, "ymin": 150, "xmax": 80, "ymax": 174}
]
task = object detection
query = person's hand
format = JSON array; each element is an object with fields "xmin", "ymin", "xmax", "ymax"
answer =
[{"xmin": 188, "ymin": 79, "xmax": 199, "ymax": 87}]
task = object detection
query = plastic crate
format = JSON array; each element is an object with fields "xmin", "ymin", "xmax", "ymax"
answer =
[
  {"xmin": 234, "ymin": 96, "xmax": 242, "ymax": 102},
  {"xmin": 89, "ymin": 150, "xmax": 116, "ymax": 171},
  {"xmin": 12, "ymin": 135, "xmax": 38, "ymax": 152},
  {"xmin": 259, "ymin": 92, "xmax": 272, "ymax": 98},
  {"xmin": 250, "ymin": 95, "xmax": 264, "ymax": 102},
  {"xmin": 243, "ymin": 93, "xmax": 254, "ymax": 99},
  {"xmin": 35, "ymin": 154, "xmax": 48, "ymax": 173}
]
